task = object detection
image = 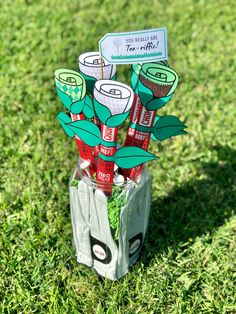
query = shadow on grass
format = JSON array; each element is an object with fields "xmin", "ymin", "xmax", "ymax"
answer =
[{"xmin": 142, "ymin": 145, "xmax": 236, "ymax": 265}]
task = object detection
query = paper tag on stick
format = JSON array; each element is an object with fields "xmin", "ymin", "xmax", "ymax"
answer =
[{"xmin": 99, "ymin": 28, "xmax": 168, "ymax": 64}]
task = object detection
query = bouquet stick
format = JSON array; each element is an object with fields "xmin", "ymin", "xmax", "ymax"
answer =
[
  {"xmin": 93, "ymin": 57, "xmax": 104, "ymax": 157},
  {"xmin": 100, "ymin": 57, "xmax": 104, "ymax": 79}
]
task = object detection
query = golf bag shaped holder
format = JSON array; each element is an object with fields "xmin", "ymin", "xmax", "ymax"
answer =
[{"xmin": 69, "ymin": 161, "xmax": 152, "ymax": 280}]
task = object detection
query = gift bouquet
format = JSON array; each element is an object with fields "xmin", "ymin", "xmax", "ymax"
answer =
[{"xmin": 54, "ymin": 52, "xmax": 187, "ymax": 280}]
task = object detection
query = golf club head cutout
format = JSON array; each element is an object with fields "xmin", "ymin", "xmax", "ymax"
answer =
[
  {"xmin": 130, "ymin": 63, "xmax": 178, "ymax": 111},
  {"xmin": 131, "ymin": 61, "xmax": 169, "ymax": 94},
  {"xmin": 54, "ymin": 69, "xmax": 94, "ymax": 118}
]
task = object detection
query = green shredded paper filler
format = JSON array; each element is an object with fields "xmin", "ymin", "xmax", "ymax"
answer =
[{"xmin": 107, "ymin": 186, "xmax": 126, "ymax": 240}]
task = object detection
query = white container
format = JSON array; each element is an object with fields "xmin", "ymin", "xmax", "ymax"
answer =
[{"xmin": 69, "ymin": 164, "xmax": 152, "ymax": 280}]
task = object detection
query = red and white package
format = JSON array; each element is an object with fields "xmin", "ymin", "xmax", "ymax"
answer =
[
  {"xmin": 70, "ymin": 113, "xmax": 96, "ymax": 175},
  {"xmin": 93, "ymin": 115, "xmax": 102, "ymax": 157},
  {"xmin": 124, "ymin": 106, "xmax": 156, "ymax": 180},
  {"xmin": 123, "ymin": 94, "xmax": 142, "ymax": 147},
  {"xmin": 96, "ymin": 125, "xmax": 118, "ymax": 194}
]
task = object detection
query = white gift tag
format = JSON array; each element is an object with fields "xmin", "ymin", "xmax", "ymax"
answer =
[{"xmin": 99, "ymin": 28, "xmax": 167, "ymax": 64}]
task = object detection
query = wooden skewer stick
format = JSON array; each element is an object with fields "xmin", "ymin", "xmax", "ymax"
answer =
[{"xmin": 100, "ymin": 57, "xmax": 104, "ymax": 79}]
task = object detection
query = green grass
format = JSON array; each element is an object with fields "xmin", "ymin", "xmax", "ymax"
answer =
[{"xmin": 0, "ymin": 0, "xmax": 236, "ymax": 313}]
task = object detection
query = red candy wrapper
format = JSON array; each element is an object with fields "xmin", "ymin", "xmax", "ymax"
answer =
[
  {"xmin": 128, "ymin": 107, "xmax": 156, "ymax": 179},
  {"xmin": 96, "ymin": 124, "xmax": 118, "ymax": 194},
  {"xmin": 93, "ymin": 115, "xmax": 101, "ymax": 157},
  {"xmin": 123, "ymin": 93, "xmax": 156, "ymax": 179},
  {"xmin": 123, "ymin": 94, "xmax": 142, "ymax": 147},
  {"xmin": 70, "ymin": 113, "xmax": 96, "ymax": 175}
]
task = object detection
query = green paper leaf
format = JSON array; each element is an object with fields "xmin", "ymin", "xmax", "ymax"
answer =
[
  {"xmin": 83, "ymin": 95, "xmax": 94, "ymax": 118},
  {"xmin": 151, "ymin": 133, "xmax": 158, "ymax": 141},
  {"xmin": 114, "ymin": 146, "xmax": 158, "ymax": 169},
  {"xmin": 151, "ymin": 115, "xmax": 187, "ymax": 141},
  {"xmin": 94, "ymin": 99, "xmax": 112, "ymax": 125},
  {"xmin": 174, "ymin": 130, "xmax": 188, "ymax": 136},
  {"xmin": 80, "ymin": 72, "xmax": 96, "ymax": 93},
  {"xmin": 57, "ymin": 112, "xmax": 74, "ymax": 137},
  {"xmin": 106, "ymin": 111, "xmax": 130, "ymax": 127},
  {"xmin": 146, "ymin": 94, "xmax": 172, "ymax": 110},
  {"xmin": 155, "ymin": 115, "xmax": 186, "ymax": 128},
  {"xmin": 151, "ymin": 127, "xmax": 188, "ymax": 141},
  {"xmin": 153, "ymin": 125, "xmax": 186, "ymax": 141},
  {"xmin": 67, "ymin": 120, "xmax": 101, "ymax": 146},
  {"xmin": 70, "ymin": 99, "xmax": 85, "ymax": 114},
  {"xmin": 138, "ymin": 80, "xmax": 153, "ymax": 108},
  {"xmin": 131, "ymin": 70, "xmax": 139, "ymax": 93},
  {"xmin": 56, "ymin": 87, "xmax": 72, "ymax": 111}
]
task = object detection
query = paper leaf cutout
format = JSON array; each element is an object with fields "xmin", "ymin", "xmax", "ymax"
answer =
[
  {"xmin": 174, "ymin": 130, "xmax": 188, "ymax": 136},
  {"xmin": 106, "ymin": 111, "xmax": 130, "ymax": 127},
  {"xmin": 114, "ymin": 146, "xmax": 158, "ymax": 169},
  {"xmin": 152, "ymin": 126, "xmax": 186, "ymax": 141},
  {"xmin": 152, "ymin": 115, "xmax": 187, "ymax": 141},
  {"xmin": 155, "ymin": 115, "xmax": 186, "ymax": 128},
  {"xmin": 56, "ymin": 85, "xmax": 94, "ymax": 116},
  {"xmin": 146, "ymin": 94, "xmax": 172, "ymax": 111},
  {"xmin": 80, "ymin": 73, "xmax": 96, "ymax": 93},
  {"xmin": 57, "ymin": 112, "xmax": 74, "ymax": 137},
  {"xmin": 83, "ymin": 95, "xmax": 94, "ymax": 118},
  {"xmin": 131, "ymin": 72, "xmax": 139, "ymax": 94},
  {"xmin": 138, "ymin": 80, "xmax": 154, "ymax": 108},
  {"xmin": 70, "ymin": 99, "xmax": 85, "ymax": 114},
  {"xmin": 56, "ymin": 87, "xmax": 72, "ymax": 111},
  {"xmin": 94, "ymin": 99, "xmax": 112, "ymax": 125},
  {"xmin": 57, "ymin": 113, "xmax": 101, "ymax": 146},
  {"xmin": 67, "ymin": 120, "xmax": 101, "ymax": 146}
]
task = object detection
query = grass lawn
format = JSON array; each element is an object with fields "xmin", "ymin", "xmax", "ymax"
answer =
[{"xmin": 0, "ymin": 0, "xmax": 236, "ymax": 313}]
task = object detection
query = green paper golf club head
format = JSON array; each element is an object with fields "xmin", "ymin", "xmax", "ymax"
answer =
[
  {"xmin": 130, "ymin": 61, "xmax": 169, "ymax": 93},
  {"xmin": 137, "ymin": 63, "xmax": 178, "ymax": 110},
  {"xmin": 54, "ymin": 69, "xmax": 88, "ymax": 114}
]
